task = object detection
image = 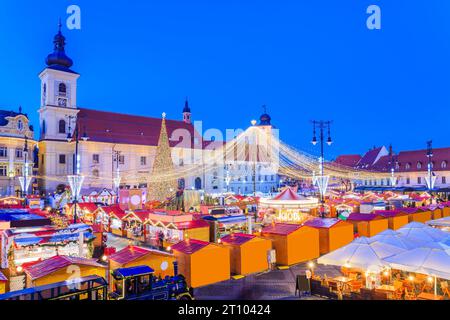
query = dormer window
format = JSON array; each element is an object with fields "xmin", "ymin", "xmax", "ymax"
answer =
[
  {"xmin": 405, "ymin": 163, "xmax": 411, "ymax": 170},
  {"xmin": 59, "ymin": 83, "xmax": 67, "ymax": 97},
  {"xmin": 17, "ymin": 120, "xmax": 24, "ymax": 131},
  {"xmin": 442, "ymin": 161, "xmax": 448, "ymax": 169},
  {"xmin": 417, "ymin": 162, "xmax": 422, "ymax": 169}
]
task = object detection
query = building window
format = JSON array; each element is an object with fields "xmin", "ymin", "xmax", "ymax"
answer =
[
  {"xmin": 406, "ymin": 177, "xmax": 410, "ymax": 184},
  {"xmin": 93, "ymin": 154, "xmax": 100, "ymax": 164},
  {"xmin": 59, "ymin": 119, "xmax": 66, "ymax": 134},
  {"xmin": 0, "ymin": 146, "xmax": 7, "ymax": 158},
  {"xmin": 59, "ymin": 154, "xmax": 66, "ymax": 164},
  {"xmin": 92, "ymin": 169, "xmax": 99, "ymax": 178},
  {"xmin": 59, "ymin": 83, "xmax": 67, "ymax": 96},
  {"xmin": 140, "ymin": 156, "xmax": 147, "ymax": 166},
  {"xmin": 405, "ymin": 163, "xmax": 411, "ymax": 170},
  {"xmin": 118, "ymin": 155, "xmax": 125, "ymax": 165},
  {"xmin": 417, "ymin": 177, "xmax": 422, "ymax": 184},
  {"xmin": 17, "ymin": 120, "xmax": 23, "ymax": 131},
  {"xmin": 0, "ymin": 166, "xmax": 6, "ymax": 176},
  {"xmin": 417, "ymin": 162, "xmax": 422, "ymax": 170},
  {"xmin": 442, "ymin": 161, "xmax": 448, "ymax": 169},
  {"xmin": 442, "ymin": 176, "xmax": 447, "ymax": 184},
  {"xmin": 15, "ymin": 148, "xmax": 23, "ymax": 159},
  {"xmin": 41, "ymin": 155, "xmax": 44, "ymax": 166}
]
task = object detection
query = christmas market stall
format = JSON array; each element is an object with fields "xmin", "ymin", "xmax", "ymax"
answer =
[
  {"xmin": 304, "ymin": 218, "xmax": 354, "ymax": 255},
  {"xmin": 144, "ymin": 211, "xmax": 209, "ymax": 248},
  {"xmin": 81, "ymin": 188, "xmax": 117, "ymax": 205},
  {"xmin": 22, "ymin": 255, "xmax": 106, "ymax": 288},
  {"xmin": 97, "ymin": 205, "xmax": 125, "ymax": 232},
  {"xmin": 375, "ymin": 210, "xmax": 410, "ymax": 231},
  {"xmin": 442, "ymin": 203, "xmax": 450, "ymax": 217},
  {"xmin": 258, "ymin": 187, "xmax": 318, "ymax": 224},
  {"xmin": 108, "ymin": 245, "xmax": 175, "ymax": 287},
  {"xmin": 201, "ymin": 214, "xmax": 251, "ymax": 242},
  {"xmin": 171, "ymin": 239, "xmax": 230, "ymax": 288},
  {"xmin": 65, "ymin": 202, "xmax": 99, "ymax": 224},
  {"xmin": 220, "ymin": 233, "xmax": 272, "ymax": 276},
  {"xmin": 429, "ymin": 205, "xmax": 443, "ymax": 220},
  {"xmin": 260, "ymin": 223, "xmax": 319, "ymax": 266},
  {"xmin": 1, "ymin": 224, "xmax": 96, "ymax": 270},
  {"xmin": 0, "ymin": 271, "xmax": 6, "ymax": 294},
  {"xmin": 109, "ymin": 210, "xmax": 127, "ymax": 237},
  {"xmin": 122, "ymin": 211, "xmax": 150, "ymax": 241},
  {"xmin": 345, "ymin": 213, "xmax": 389, "ymax": 237}
]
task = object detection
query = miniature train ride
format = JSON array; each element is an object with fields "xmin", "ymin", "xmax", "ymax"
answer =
[{"xmin": 0, "ymin": 264, "xmax": 193, "ymax": 301}]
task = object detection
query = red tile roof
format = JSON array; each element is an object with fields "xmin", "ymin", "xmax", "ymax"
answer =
[
  {"xmin": 334, "ymin": 155, "xmax": 362, "ymax": 167},
  {"xmin": 109, "ymin": 245, "xmax": 172, "ymax": 264},
  {"xmin": 77, "ymin": 108, "xmax": 211, "ymax": 148},
  {"xmin": 171, "ymin": 239, "xmax": 210, "ymax": 254},
  {"xmin": 396, "ymin": 147, "xmax": 450, "ymax": 172},
  {"xmin": 261, "ymin": 223, "xmax": 302, "ymax": 235},
  {"xmin": 356, "ymin": 147, "xmax": 385, "ymax": 168},
  {"xmin": 24, "ymin": 255, "xmax": 104, "ymax": 280},
  {"xmin": 220, "ymin": 233, "xmax": 256, "ymax": 245}
]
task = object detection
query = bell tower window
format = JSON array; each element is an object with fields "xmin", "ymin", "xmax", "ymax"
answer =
[
  {"xmin": 58, "ymin": 119, "xmax": 66, "ymax": 134},
  {"xmin": 59, "ymin": 83, "xmax": 67, "ymax": 96}
]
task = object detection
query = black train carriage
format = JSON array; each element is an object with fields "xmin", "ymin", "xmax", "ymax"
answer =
[{"xmin": 109, "ymin": 265, "xmax": 193, "ymax": 300}]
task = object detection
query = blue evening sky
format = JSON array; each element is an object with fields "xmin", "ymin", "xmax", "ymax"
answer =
[{"xmin": 0, "ymin": 0, "xmax": 449, "ymax": 159}]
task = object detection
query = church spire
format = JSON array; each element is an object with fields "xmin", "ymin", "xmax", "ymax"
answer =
[
  {"xmin": 45, "ymin": 20, "xmax": 74, "ymax": 69},
  {"xmin": 182, "ymin": 97, "xmax": 192, "ymax": 124}
]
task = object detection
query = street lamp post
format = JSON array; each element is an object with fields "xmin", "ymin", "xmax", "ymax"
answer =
[
  {"xmin": 67, "ymin": 117, "xmax": 89, "ymax": 224},
  {"xmin": 113, "ymin": 150, "xmax": 122, "ymax": 203},
  {"xmin": 311, "ymin": 120, "xmax": 333, "ymax": 218},
  {"xmin": 425, "ymin": 140, "xmax": 436, "ymax": 191},
  {"xmin": 22, "ymin": 136, "xmax": 28, "ymax": 197}
]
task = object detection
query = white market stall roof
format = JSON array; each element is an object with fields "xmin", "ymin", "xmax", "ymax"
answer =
[
  {"xmin": 383, "ymin": 247, "xmax": 450, "ymax": 280},
  {"xmin": 259, "ymin": 187, "xmax": 318, "ymax": 209},
  {"xmin": 317, "ymin": 237, "xmax": 405, "ymax": 272},
  {"xmin": 396, "ymin": 222, "xmax": 449, "ymax": 243},
  {"xmin": 368, "ymin": 229, "xmax": 430, "ymax": 250}
]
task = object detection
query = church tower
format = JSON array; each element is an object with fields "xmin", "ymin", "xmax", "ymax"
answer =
[
  {"xmin": 182, "ymin": 98, "xmax": 191, "ymax": 124},
  {"xmin": 38, "ymin": 21, "xmax": 79, "ymax": 141}
]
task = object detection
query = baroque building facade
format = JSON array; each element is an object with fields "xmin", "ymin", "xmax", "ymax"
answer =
[{"xmin": 37, "ymin": 26, "xmax": 278, "ymax": 196}]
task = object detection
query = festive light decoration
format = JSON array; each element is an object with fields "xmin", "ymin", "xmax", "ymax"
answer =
[
  {"xmin": 147, "ymin": 113, "xmax": 178, "ymax": 202},
  {"xmin": 425, "ymin": 174, "xmax": 437, "ymax": 190},
  {"xmin": 68, "ymin": 175, "xmax": 85, "ymax": 200},
  {"xmin": 18, "ymin": 176, "xmax": 31, "ymax": 194}
]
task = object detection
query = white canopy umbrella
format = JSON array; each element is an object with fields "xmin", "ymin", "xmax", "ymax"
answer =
[
  {"xmin": 384, "ymin": 247, "xmax": 450, "ymax": 294},
  {"xmin": 396, "ymin": 222, "xmax": 449, "ymax": 243},
  {"xmin": 369, "ymin": 229, "xmax": 429, "ymax": 250},
  {"xmin": 318, "ymin": 237, "xmax": 405, "ymax": 272}
]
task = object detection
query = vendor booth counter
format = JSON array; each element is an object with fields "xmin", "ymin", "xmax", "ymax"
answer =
[
  {"xmin": 171, "ymin": 239, "xmax": 230, "ymax": 288},
  {"xmin": 261, "ymin": 223, "xmax": 319, "ymax": 266},
  {"xmin": 220, "ymin": 233, "xmax": 272, "ymax": 275},
  {"xmin": 346, "ymin": 213, "xmax": 388, "ymax": 237},
  {"xmin": 304, "ymin": 218, "xmax": 354, "ymax": 255}
]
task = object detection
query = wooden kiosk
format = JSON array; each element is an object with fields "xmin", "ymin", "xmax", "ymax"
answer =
[
  {"xmin": 303, "ymin": 218, "xmax": 354, "ymax": 255},
  {"xmin": 346, "ymin": 213, "xmax": 388, "ymax": 237},
  {"xmin": 261, "ymin": 223, "xmax": 319, "ymax": 266},
  {"xmin": 220, "ymin": 233, "xmax": 272, "ymax": 275},
  {"xmin": 171, "ymin": 239, "xmax": 230, "ymax": 288}
]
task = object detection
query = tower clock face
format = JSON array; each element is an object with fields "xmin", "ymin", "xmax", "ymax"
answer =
[{"xmin": 58, "ymin": 98, "xmax": 67, "ymax": 107}]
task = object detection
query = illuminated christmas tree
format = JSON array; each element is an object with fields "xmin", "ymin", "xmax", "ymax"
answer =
[{"xmin": 147, "ymin": 113, "xmax": 178, "ymax": 202}]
